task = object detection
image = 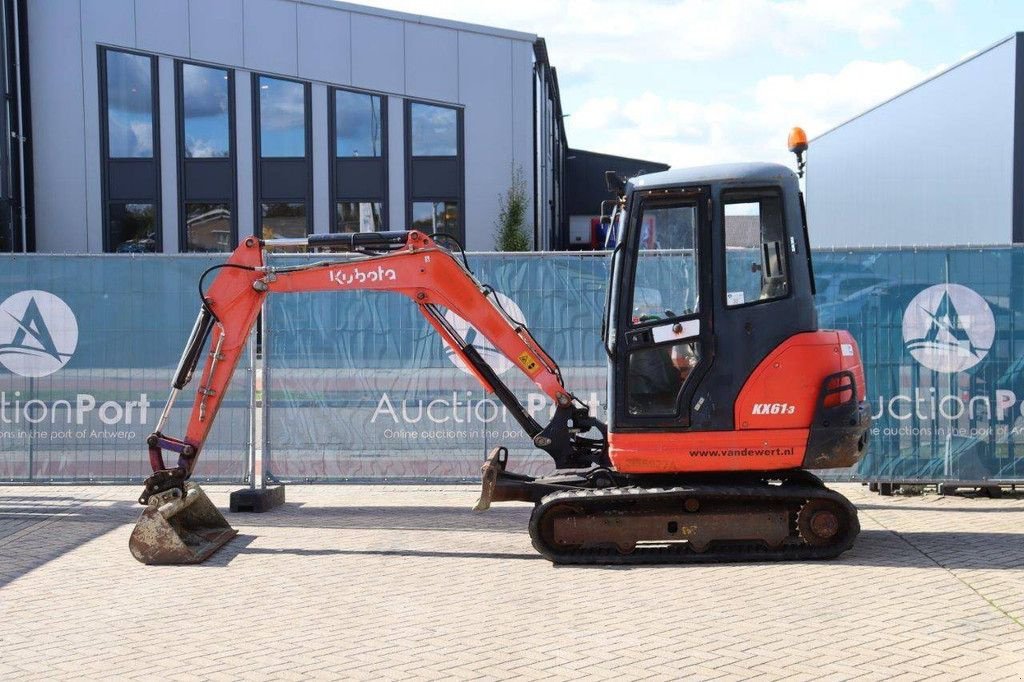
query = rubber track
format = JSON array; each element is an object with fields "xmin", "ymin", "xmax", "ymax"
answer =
[{"xmin": 528, "ymin": 484, "xmax": 860, "ymax": 565}]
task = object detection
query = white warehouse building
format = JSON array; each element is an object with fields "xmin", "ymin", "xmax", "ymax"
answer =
[
  {"xmin": 806, "ymin": 33, "xmax": 1023, "ymax": 247},
  {"xmin": 0, "ymin": 0, "xmax": 646, "ymax": 254}
]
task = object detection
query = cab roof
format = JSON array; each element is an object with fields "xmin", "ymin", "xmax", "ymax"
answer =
[{"xmin": 628, "ymin": 162, "xmax": 797, "ymax": 192}]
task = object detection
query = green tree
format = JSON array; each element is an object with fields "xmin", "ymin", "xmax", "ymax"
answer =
[{"xmin": 494, "ymin": 165, "xmax": 531, "ymax": 251}]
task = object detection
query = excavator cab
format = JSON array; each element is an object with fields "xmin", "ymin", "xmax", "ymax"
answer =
[{"xmin": 604, "ymin": 163, "xmax": 842, "ymax": 466}]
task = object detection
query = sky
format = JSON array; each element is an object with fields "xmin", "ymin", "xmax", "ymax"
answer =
[{"xmin": 352, "ymin": 0, "xmax": 1024, "ymax": 167}]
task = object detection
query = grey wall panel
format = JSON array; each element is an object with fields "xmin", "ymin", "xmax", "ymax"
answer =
[
  {"xmin": 387, "ymin": 94, "xmax": 404, "ymax": 228},
  {"xmin": 404, "ymin": 23, "xmax": 458, "ymax": 103},
  {"xmin": 511, "ymin": 39, "xmax": 535, "ymax": 248},
  {"xmin": 807, "ymin": 38, "xmax": 1016, "ymax": 247},
  {"xmin": 350, "ymin": 13, "xmax": 404, "ymax": 94},
  {"xmin": 135, "ymin": 0, "xmax": 189, "ymax": 56},
  {"xmin": 458, "ymin": 32, "xmax": 512, "ymax": 250},
  {"xmin": 311, "ymin": 83, "xmax": 329, "ymax": 234},
  {"xmin": 297, "ymin": 4, "xmax": 351, "ymax": 85},
  {"xmin": 243, "ymin": 0, "xmax": 298, "ymax": 75},
  {"xmin": 158, "ymin": 57, "xmax": 178, "ymax": 252},
  {"xmin": 82, "ymin": 0, "xmax": 135, "ymax": 46},
  {"xmin": 28, "ymin": 0, "xmax": 88, "ymax": 252},
  {"xmin": 235, "ymin": 72, "xmax": 254, "ymax": 238},
  {"xmin": 189, "ymin": 0, "xmax": 243, "ymax": 66}
]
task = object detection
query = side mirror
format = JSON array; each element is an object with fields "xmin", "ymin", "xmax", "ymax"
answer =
[{"xmin": 604, "ymin": 171, "xmax": 626, "ymax": 198}]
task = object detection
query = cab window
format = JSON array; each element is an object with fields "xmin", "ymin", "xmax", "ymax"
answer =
[
  {"xmin": 723, "ymin": 191, "xmax": 789, "ymax": 306},
  {"xmin": 630, "ymin": 202, "xmax": 698, "ymax": 324}
]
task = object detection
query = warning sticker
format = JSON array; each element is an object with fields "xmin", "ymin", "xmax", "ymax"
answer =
[{"xmin": 518, "ymin": 351, "xmax": 539, "ymax": 372}]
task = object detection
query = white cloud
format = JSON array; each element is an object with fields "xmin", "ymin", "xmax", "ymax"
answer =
[{"xmin": 566, "ymin": 59, "xmax": 932, "ymax": 167}]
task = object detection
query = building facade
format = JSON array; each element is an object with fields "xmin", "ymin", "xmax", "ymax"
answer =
[
  {"xmin": 564, "ymin": 149, "xmax": 669, "ymax": 249},
  {"xmin": 1, "ymin": 0, "xmax": 588, "ymax": 253},
  {"xmin": 807, "ymin": 33, "xmax": 1023, "ymax": 247}
]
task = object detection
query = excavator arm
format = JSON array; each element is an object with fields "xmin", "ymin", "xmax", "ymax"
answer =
[{"xmin": 139, "ymin": 230, "xmax": 606, "ymax": 505}]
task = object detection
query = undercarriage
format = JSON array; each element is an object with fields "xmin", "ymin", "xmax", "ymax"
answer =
[{"xmin": 477, "ymin": 447, "xmax": 860, "ymax": 564}]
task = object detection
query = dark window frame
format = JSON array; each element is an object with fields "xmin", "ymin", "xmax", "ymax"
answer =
[
  {"xmin": 719, "ymin": 186, "xmax": 793, "ymax": 310},
  {"xmin": 98, "ymin": 46, "xmax": 161, "ymax": 253},
  {"xmin": 174, "ymin": 60, "xmax": 236, "ymax": 252},
  {"xmin": 328, "ymin": 86, "xmax": 388, "ymax": 232},
  {"xmin": 404, "ymin": 99, "xmax": 464, "ymax": 242},
  {"xmin": 626, "ymin": 199, "xmax": 701, "ymax": 329},
  {"xmin": 252, "ymin": 73, "xmax": 313, "ymax": 238}
]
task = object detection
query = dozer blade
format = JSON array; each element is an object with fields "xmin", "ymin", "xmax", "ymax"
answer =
[
  {"xmin": 474, "ymin": 446, "xmax": 507, "ymax": 512},
  {"xmin": 129, "ymin": 483, "xmax": 237, "ymax": 565}
]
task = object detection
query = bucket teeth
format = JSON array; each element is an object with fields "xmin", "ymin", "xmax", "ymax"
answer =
[{"xmin": 129, "ymin": 483, "xmax": 237, "ymax": 565}]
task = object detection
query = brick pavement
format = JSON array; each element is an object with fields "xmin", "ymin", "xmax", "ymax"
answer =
[{"xmin": 1, "ymin": 483, "xmax": 1023, "ymax": 680}]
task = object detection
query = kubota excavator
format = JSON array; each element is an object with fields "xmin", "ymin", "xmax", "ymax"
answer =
[{"xmin": 129, "ymin": 159, "xmax": 871, "ymax": 565}]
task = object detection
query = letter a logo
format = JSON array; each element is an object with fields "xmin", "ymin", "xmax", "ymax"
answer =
[{"xmin": 0, "ymin": 290, "xmax": 78, "ymax": 377}]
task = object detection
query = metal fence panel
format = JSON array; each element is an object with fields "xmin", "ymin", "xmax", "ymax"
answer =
[
  {"xmin": 2, "ymin": 247, "xmax": 1023, "ymax": 484},
  {"xmin": 0, "ymin": 255, "xmax": 251, "ymax": 482}
]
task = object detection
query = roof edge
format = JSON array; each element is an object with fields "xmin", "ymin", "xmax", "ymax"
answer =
[
  {"xmin": 813, "ymin": 32, "xmax": 1019, "ymax": 141},
  {"xmin": 567, "ymin": 148, "xmax": 670, "ymax": 170},
  {"xmin": 297, "ymin": 0, "xmax": 538, "ymax": 43}
]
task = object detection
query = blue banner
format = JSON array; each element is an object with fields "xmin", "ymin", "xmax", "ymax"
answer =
[{"xmin": 2, "ymin": 247, "xmax": 1023, "ymax": 483}]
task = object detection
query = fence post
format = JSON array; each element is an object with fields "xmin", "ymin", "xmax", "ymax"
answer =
[{"xmin": 229, "ymin": 302, "xmax": 285, "ymax": 512}]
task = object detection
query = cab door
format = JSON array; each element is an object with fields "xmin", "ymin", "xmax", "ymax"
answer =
[{"xmin": 611, "ymin": 187, "xmax": 713, "ymax": 432}]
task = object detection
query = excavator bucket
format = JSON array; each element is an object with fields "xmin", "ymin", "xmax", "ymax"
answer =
[{"xmin": 129, "ymin": 483, "xmax": 237, "ymax": 565}]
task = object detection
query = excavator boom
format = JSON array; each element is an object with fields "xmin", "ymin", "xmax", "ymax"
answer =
[{"xmin": 139, "ymin": 230, "xmax": 605, "ymax": 511}]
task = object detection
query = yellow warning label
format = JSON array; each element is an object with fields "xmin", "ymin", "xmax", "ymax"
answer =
[{"xmin": 518, "ymin": 351, "xmax": 539, "ymax": 372}]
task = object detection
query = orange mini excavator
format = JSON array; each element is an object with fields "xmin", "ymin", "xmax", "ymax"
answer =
[{"xmin": 130, "ymin": 161, "xmax": 870, "ymax": 565}]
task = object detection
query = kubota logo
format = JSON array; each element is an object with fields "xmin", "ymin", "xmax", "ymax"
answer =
[
  {"xmin": 0, "ymin": 290, "xmax": 79, "ymax": 377},
  {"xmin": 902, "ymin": 284, "xmax": 994, "ymax": 374},
  {"xmin": 328, "ymin": 266, "xmax": 397, "ymax": 286},
  {"xmin": 443, "ymin": 292, "xmax": 526, "ymax": 377}
]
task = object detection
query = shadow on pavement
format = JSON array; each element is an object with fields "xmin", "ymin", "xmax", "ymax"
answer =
[
  {"xmin": 238, "ymin": 545, "xmax": 542, "ymax": 561},
  {"xmin": 850, "ymin": 529, "xmax": 1024, "ymax": 570},
  {"xmin": 218, "ymin": 503, "xmax": 1024, "ymax": 570},
  {"xmin": 857, "ymin": 503, "xmax": 1024, "ymax": 514},
  {"xmin": 227, "ymin": 504, "xmax": 532, "ymax": 534},
  {"xmin": 0, "ymin": 497, "xmax": 139, "ymax": 588}
]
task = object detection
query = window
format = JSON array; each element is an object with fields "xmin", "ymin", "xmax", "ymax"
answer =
[
  {"xmin": 627, "ymin": 340, "xmax": 700, "ymax": 416},
  {"xmin": 630, "ymin": 203, "xmax": 699, "ymax": 323},
  {"xmin": 331, "ymin": 89, "xmax": 387, "ymax": 232},
  {"xmin": 410, "ymin": 102, "xmax": 457, "ymax": 156},
  {"xmin": 182, "ymin": 64, "xmax": 230, "ymax": 158},
  {"xmin": 406, "ymin": 101, "xmax": 463, "ymax": 243},
  {"xmin": 335, "ymin": 90, "xmax": 383, "ymax": 157},
  {"xmin": 109, "ymin": 203, "xmax": 157, "ymax": 253},
  {"xmin": 335, "ymin": 201, "xmax": 383, "ymax": 233},
  {"xmin": 625, "ymin": 200, "xmax": 701, "ymax": 417},
  {"xmin": 184, "ymin": 202, "xmax": 232, "ymax": 252},
  {"xmin": 724, "ymin": 191, "xmax": 789, "ymax": 306},
  {"xmin": 105, "ymin": 51, "xmax": 154, "ymax": 158},
  {"xmin": 100, "ymin": 49, "xmax": 160, "ymax": 252},
  {"xmin": 177, "ymin": 62, "xmax": 235, "ymax": 251},
  {"xmin": 411, "ymin": 201, "xmax": 459, "ymax": 234},
  {"xmin": 261, "ymin": 202, "xmax": 307, "ymax": 240},
  {"xmin": 259, "ymin": 76, "xmax": 306, "ymax": 157},
  {"xmin": 254, "ymin": 75, "xmax": 311, "ymax": 239}
]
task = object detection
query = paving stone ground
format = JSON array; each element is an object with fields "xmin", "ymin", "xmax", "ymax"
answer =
[{"xmin": 1, "ymin": 483, "xmax": 1023, "ymax": 680}]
